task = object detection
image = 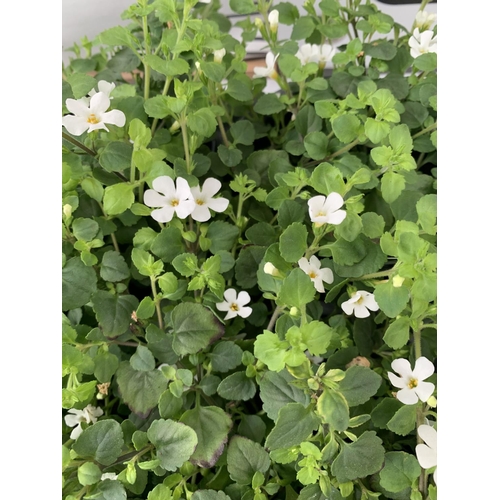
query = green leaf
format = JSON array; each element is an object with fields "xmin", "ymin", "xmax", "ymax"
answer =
[
  {"xmin": 103, "ymin": 183, "xmax": 135, "ymax": 215},
  {"xmin": 332, "ymin": 114, "xmax": 361, "ymax": 143},
  {"xmin": 296, "ymin": 105, "xmax": 323, "ymax": 136},
  {"xmin": 331, "ymin": 431, "xmax": 385, "ymax": 482},
  {"xmin": 371, "ymin": 398, "xmax": 403, "ymax": 430},
  {"xmin": 73, "ymin": 420, "xmax": 124, "ymax": 466},
  {"xmin": 374, "ymin": 282, "xmax": 409, "ymax": 318},
  {"xmin": 304, "ymin": 131, "xmax": 328, "ymax": 160},
  {"xmin": 187, "ymin": 108, "xmax": 218, "ymax": 138},
  {"xmin": 335, "ymin": 212, "xmax": 362, "ymax": 242},
  {"xmin": 363, "ymin": 41, "xmax": 397, "ymax": 61},
  {"xmin": 254, "ymin": 94, "xmax": 286, "ymax": 115},
  {"xmin": 90, "ymin": 479, "xmax": 127, "ymax": 500},
  {"xmin": 147, "ymin": 419, "xmax": 198, "ymax": 471},
  {"xmin": 99, "ymin": 142, "xmax": 133, "ymax": 172},
  {"xmin": 309, "ymin": 163, "xmax": 345, "ymax": 196},
  {"xmin": 379, "ymin": 452, "xmax": 421, "ymax": 493},
  {"xmin": 200, "ymin": 61, "xmax": 226, "ymax": 82},
  {"xmin": 361, "ymin": 212, "xmax": 385, "ymax": 238},
  {"xmin": 235, "ymin": 246, "xmax": 266, "ymax": 289},
  {"xmin": 383, "ymin": 316, "xmax": 411, "ymax": 349},
  {"xmin": 217, "ymin": 372, "xmax": 256, "ymax": 401},
  {"xmin": 192, "ymin": 491, "xmax": 231, "ymax": 500},
  {"xmin": 416, "ymin": 194, "xmax": 437, "ymax": 235},
  {"xmin": 62, "ymin": 257, "xmax": 97, "ymax": 310},
  {"xmin": 413, "ymin": 52, "xmax": 437, "ymax": 72},
  {"xmin": 94, "ymin": 351, "xmax": 119, "ymax": 383},
  {"xmin": 67, "ymin": 73, "xmax": 96, "ymax": 99},
  {"xmin": 116, "ymin": 362, "xmax": 169, "ymax": 416},
  {"xmin": 326, "ymin": 237, "xmax": 366, "ymax": 266},
  {"xmin": 180, "ymin": 406, "xmax": 232, "ymax": 467},
  {"xmin": 229, "ymin": 0, "xmax": 255, "ymax": 15},
  {"xmin": 265, "ymin": 403, "xmax": 320, "ymax": 450},
  {"xmin": 317, "ymin": 388, "xmax": 350, "ymax": 431},
  {"xmin": 72, "ymin": 218, "xmax": 99, "ymax": 241},
  {"xmin": 100, "ymin": 251, "xmax": 130, "ymax": 282},
  {"xmin": 291, "ymin": 16, "xmax": 316, "ymax": 40},
  {"xmin": 254, "ymin": 331, "xmax": 288, "ymax": 372},
  {"xmin": 381, "ymin": 171, "xmax": 406, "ymax": 204},
  {"xmin": 333, "ymin": 236, "xmax": 386, "ymax": 278},
  {"xmin": 279, "ymin": 222, "xmax": 308, "ymax": 263},
  {"xmin": 144, "ymin": 54, "xmax": 190, "ymax": 76},
  {"xmin": 230, "ymin": 120, "xmax": 255, "ymax": 146},
  {"xmin": 99, "ymin": 26, "xmax": 138, "ymax": 48},
  {"xmin": 338, "ymin": 365, "xmax": 382, "ymax": 406},
  {"xmin": 387, "ymin": 404, "xmax": 417, "ymax": 436},
  {"xmin": 77, "ymin": 462, "xmax": 102, "ymax": 486},
  {"xmin": 364, "ymin": 118, "xmax": 390, "ymax": 143},
  {"xmin": 227, "ymin": 436, "xmax": 271, "ymax": 485},
  {"xmin": 217, "ymin": 144, "xmax": 243, "ymax": 167},
  {"xmin": 278, "ymin": 268, "xmax": 316, "ymax": 309},
  {"xmin": 206, "ymin": 221, "xmax": 239, "ymax": 253},
  {"xmin": 81, "ymin": 178, "xmax": 104, "ymax": 203},
  {"xmin": 130, "ymin": 345, "xmax": 156, "ymax": 371},
  {"xmin": 258, "ymin": 370, "xmax": 310, "ymax": 421},
  {"xmin": 144, "ymin": 95, "xmax": 171, "ymax": 119},
  {"xmin": 300, "ymin": 321, "xmax": 334, "ymax": 356},
  {"xmin": 171, "ymin": 302, "xmax": 223, "ymax": 356},
  {"xmin": 92, "ymin": 290, "xmax": 138, "ymax": 337},
  {"xmin": 158, "ymin": 391, "xmax": 183, "ymax": 419},
  {"xmin": 226, "ymin": 75, "xmax": 253, "ymax": 102},
  {"xmin": 210, "ymin": 342, "xmax": 243, "ymax": 373},
  {"xmin": 147, "ymin": 484, "xmax": 174, "ymax": 500},
  {"xmin": 151, "ymin": 227, "xmax": 184, "ymax": 262}
]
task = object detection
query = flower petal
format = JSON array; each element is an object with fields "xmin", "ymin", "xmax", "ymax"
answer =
[
  {"xmin": 207, "ymin": 197, "xmax": 229, "ymax": 213},
  {"xmin": 175, "ymin": 199, "xmax": 196, "ymax": 219},
  {"xmin": 201, "ymin": 177, "xmax": 222, "ymax": 198},
  {"xmin": 224, "ymin": 309, "xmax": 238, "ymax": 320},
  {"xmin": 309, "ymin": 255, "xmax": 321, "ymax": 269},
  {"xmin": 190, "ymin": 204, "xmax": 212, "ymax": 222},
  {"xmin": 150, "ymin": 206, "xmax": 176, "ymax": 223},
  {"xmin": 70, "ymin": 424, "xmax": 83, "ymax": 440},
  {"xmin": 417, "ymin": 424, "xmax": 437, "ymax": 450},
  {"xmin": 413, "ymin": 357, "xmax": 435, "ymax": 380},
  {"xmin": 308, "ymin": 195, "xmax": 326, "ymax": 213},
  {"xmin": 62, "ymin": 116, "xmax": 89, "ymax": 136},
  {"xmin": 64, "ymin": 413, "xmax": 82, "ymax": 427},
  {"xmin": 324, "ymin": 192, "xmax": 344, "ymax": 212},
  {"xmin": 223, "ymin": 288, "xmax": 238, "ymax": 303},
  {"xmin": 327, "ymin": 209, "xmax": 346, "ymax": 225},
  {"xmin": 152, "ymin": 176, "xmax": 175, "ymax": 196},
  {"xmin": 237, "ymin": 291, "xmax": 251, "ymax": 306},
  {"xmin": 387, "ymin": 372, "xmax": 405, "ymax": 389},
  {"xmin": 144, "ymin": 189, "xmax": 168, "ymax": 208},
  {"xmin": 89, "ymin": 92, "xmax": 110, "ymax": 114},
  {"xmin": 312, "ymin": 277, "xmax": 325, "ymax": 293},
  {"xmin": 100, "ymin": 109, "xmax": 126, "ymax": 128},
  {"xmin": 391, "ymin": 358, "xmax": 412, "ymax": 378},
  {"xmin": 415, "ymin": 381, "xmax": 435, "ymax": 402},
  {"xmin": 396, "ymin": 387, "xmax": 419, "ymax": 405},
  {"xmin": 238, "ymin": 306, "xmax": 253, "ymax": 318},
  {"xmin": 353, "ymin": 304, "xmax": 370, "ymax": 318},
  {"xmin": 176, "ymin": 177, "xmax": 194, "ymax": 200},
  {"xmin": 361, "ymin": 292, "xmax": 379, "ymax": 311},
  {"xmin": 216, "ymin": 301, "xmax": 230, "ymax": 312},
  {"xmin": 65, "ymin": 98, "xmax": 90, "ymax": 117},
  {"xmin": 341, "ymin": 300, "xmax": 355, "ymax": 315},
  {"xmin": 319, "ymin": 267, "xmax": 334, "ymax": 284},
  {"xmin": 298, "ymin": 257, "xmax": 310, "ymax": 274},
  {"xmin": 416, "ymin": 443, "xmax": 437, "ymax": 469}
]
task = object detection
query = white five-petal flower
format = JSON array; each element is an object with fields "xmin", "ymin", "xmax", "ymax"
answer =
[
  {"xmin": 415, "ymin": 10, "xmax": 437, "ymax": 30},
  {"xmin": 89, "ymin": 80, "xmax": 116, "ymax": 99},
  {"xmin": 216, "ymin": 288, "xmax": 252, "ymax": 320},
  {"xmin": 64, "ymin": 404, "xmax": 103, "ymax": 440},
  {"xmin": 295, "ymin": 43, "xmax": 320, "ymax": 65},
  {"xmin": 213, "ymin": 48, "xmax": 226, "ymax": 63},
  {"xmin": 144, "ymin": 176, "xmax": 196, "ymax": 223},
  {"xmin": 317, "ymin": 44, "xmax": 336, "ymax": 67},
  {"xmin": 189, "ymin": 177, "xmax": 229, "ymax": 222},
  {"xmin": 308, "ymin": 192, "xmax": 346, "ymax": 226},
  {"xmin": 388, "ymin": 357, "xmax": 435, "ymax": 405},
  {"xmin": 416, "ymin": 424, "xmax": 437, "ymax": 483},
  {"xmin": 298, "ymin": 255, "xmax": 333, "ymax": 293},
  {"xmin": 101, "ymin": 473, "xmax": 118, "ymax": 481},
  {"xmin": 253, "ymin": 52, "xmax": 279, "ymax": 79},
  {"xmin": 62, "ymin": 92, "xmax": 126, "ymax": 136},
  {"xmin": 341, "ymin": 290, "xmax": 379, "ymax": 318},
  {"xmin": 408, "ymin": 28, "xmax": 437, "ymax": 59},
  {"xmin": 269, "ymin": 9, "xmax": 279, "ymax": 32}
]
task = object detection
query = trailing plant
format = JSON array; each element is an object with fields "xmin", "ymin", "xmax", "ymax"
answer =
[{"xmin": 62, "ymin": 0, "xmax": 437, "ymax": 499}]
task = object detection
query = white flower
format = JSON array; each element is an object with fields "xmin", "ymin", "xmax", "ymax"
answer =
[
  {"xmin": 63, "ymin": 92, "xmax": 126, "ymax": 136},
  {"xmin": 341, "ymin": 290, "xmax": 379, "ymax": 318},
  {"xmin": 298, "ymin": 255, "xmax": 333, "ymax": 293},
  {"xmin": 254, "ymin": 52, "xmax": 279, "ymax": 79},
  {"xmin": 144, "ymin": 176, "xmax": 196, "ymax": 223},
  {"xmin": 198, "ymin": 0, "xmax": 211, "ymax": 3},
  {"xmin": 189, "ymin": 177, "xmax": 229, "ymax": 222},
  {"xmin": 264, "ymin": 262, "xmax": 280, "ymax": 277},
  {"xmin": 269, "ymin": 9, "xmax": 279, "ymax": 32},
  {"xmin": 415, "ymin": 10, "xmax": 437, "ymax": 30},
  {"xmin": 307, "ymin": 192, "xmax": 346, "ymax": 226},
  {"xmin": 89, "ymin": 80, "xmax": 116, "ymax": 99},
  {"xmin": 416, "ymin": 424, "xmax": 437, "ymax": 482},
  {"xmin": 213, "ymin": 48, "xmax": 226, "ymax": 63},
  {"xmin": 101, "ymin": 473, "xmax": 118, "ymax": 481},
  {"xmin": 295, "ymin": 44, "xmax": 320, "ymax": 65},
  {"xmin": 408, "ymin": 28, "xmax": 437, "ymax": 59},
  {"xmin": 64, "ymin": 404, "xmax": 103, "ymax": 440},
  {"xmin": 317, "ymin": 44, "xmax": 336, "ymax": 67},
  {"xmin": 388, "ymin": 357, "xmax": 435, "ymax": 405},
  {"xmin": 216, "ymin": 288, "xmax": 252, "ymax": 320}
]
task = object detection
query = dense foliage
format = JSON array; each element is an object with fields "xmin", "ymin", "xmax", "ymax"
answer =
[{"xmin": 62, "ymin": 0, "xmax": 437, "ymax": 499}]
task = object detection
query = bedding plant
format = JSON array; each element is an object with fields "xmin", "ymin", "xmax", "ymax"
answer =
[{"xmin": 61, "ymin": 0, "xmax": 437, "ymax": 499}]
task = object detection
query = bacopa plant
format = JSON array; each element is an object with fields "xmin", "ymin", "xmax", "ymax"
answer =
[{"xmin": 62, "ymin": 0, "xmax": 437, "ymax": 499}]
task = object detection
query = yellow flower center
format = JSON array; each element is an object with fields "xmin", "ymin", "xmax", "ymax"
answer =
[
  {"xmin": 170, "ymin": 199, "xmax": 179, "ymax": 207},
  {"xmin": 316, "ymin": 211, "xmax": 326, "ymax": 217},
  {"xmin": 407, "ymin": 378, "xmax": 418, "ymax": 389},
  {"xmin": 308, "ymin": 271, "xmax": 317, "ymax": 279},
  {"xmin": 87, "ymin": 113, "xmax": 99, "ymax": 124},
  {"xmin": 196, "ymin": 199, "xmax": 205, "ymax": 206},
  {"xmin": 230, "ymin": 303, "xmax": 239, "ymax": 312}
]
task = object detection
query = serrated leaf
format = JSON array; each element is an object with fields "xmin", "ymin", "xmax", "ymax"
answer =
[{"xmin": 227, "ymin": 436, "xmax": 271, "ymax": 485}]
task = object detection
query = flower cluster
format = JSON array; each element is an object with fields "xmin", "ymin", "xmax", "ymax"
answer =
[
  {"xmin": 415, "ymin": 10, "xmax": 437, "ymax": 30},
  {"xmin": 388, "ymin": 357, "xmax": 435, "ymax": 405},
  {"xmin": 298, "ymin": 256, "xmax": 333, "ymax": 293},
  {"xmin": 408, "ymin": 28, "xmax": 437, "ymax": 59},
  {"xmin": 144, "ymin": 176, "xmax": 229, "ymax": 223},
  {"xmin": 295, "ymin": 43, "xmax": 336, "ymax": 68},
  {"xmin": 64, "ymin": 404, "xmax": 103, "ymax": 439},
  {"xmin": 308, "ymin": 192, "xmax": 346, "ymax": 227},
  {"xmin": 341, "ymin": 290, "xmax": 379, "ymax": 318},
  {"xmin": 62, "ymin": 80, "xmax": 126, "ymax": 136},
  {"xmin": 216, "ymin": 289, "xmax": 252, "ymax": 320}
]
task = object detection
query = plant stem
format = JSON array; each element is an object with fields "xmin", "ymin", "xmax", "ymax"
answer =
[
  {"xmin": 150, "ymin": 276, "xmax": 164, "ymax": 329},
  {"xmin": 412, "ymin": 122, "xmax": 437, "ymax": 139},
  {"xmin": 266, "ymin": 306, "xmax": 283, "ymax": 332},
  {"xmin": 180, "ymin": 118, "xmax": 192, "ymax": 173},
  {"xmin": 151, "ymin": 76, "xmax": 173, "ymax": 135},
  {"xmin": 110, "ymin": 232, "xmax": 120, "ymax": 253},
  {"xmin": 358, "ymin": 267, "xmax": 396, "ymax": 280},
  {"xmin": 413, "ymin": 327, "xmax": 422, "ymax": 359},
  {"xmin": 142, "ymin": 15, "xmax": 151, "ymax": 100},
  {"xmin": 216, "ymin": 115, "xmax": 231, "ymax": 147},
  {"xmin": 305, "ymin": 138, "xmax": 360, "ymax": 167},
  {"xmin": 62, "ymin": 132, "xmax": 96, "ymax": 156}
]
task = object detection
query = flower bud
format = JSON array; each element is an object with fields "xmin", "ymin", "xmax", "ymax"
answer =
[
  {"xmin": 269, "ymin": 9, "xmax": 279, "ymax": 33},
  {"xmin": 63, "ymin": 204, "xmax": 73, "ymax": 219},
  {"xmin": 169, "ymin": 120, "xmax": 181, "ymax": 133},
  {"xmin": 290, "ymin": 306, "xmax": 300, "ymax": 316},
  {"xmin": 392, "ymin": 275, "xmax": 405, "ymax": 288},
  {"xmin": 426, "ymin": 395, "xmax": 437, "ymax": 408},
  {"xmin": 254, "ymin": 17, "xmax": 263, "ymax": 29},
  {"xmin": 213, "ymin": 48, "xmax": 226, "ymax": 63},
  {"xmin": 264, "ymin": 262, "xmax": 280, "ymax": 277}
]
